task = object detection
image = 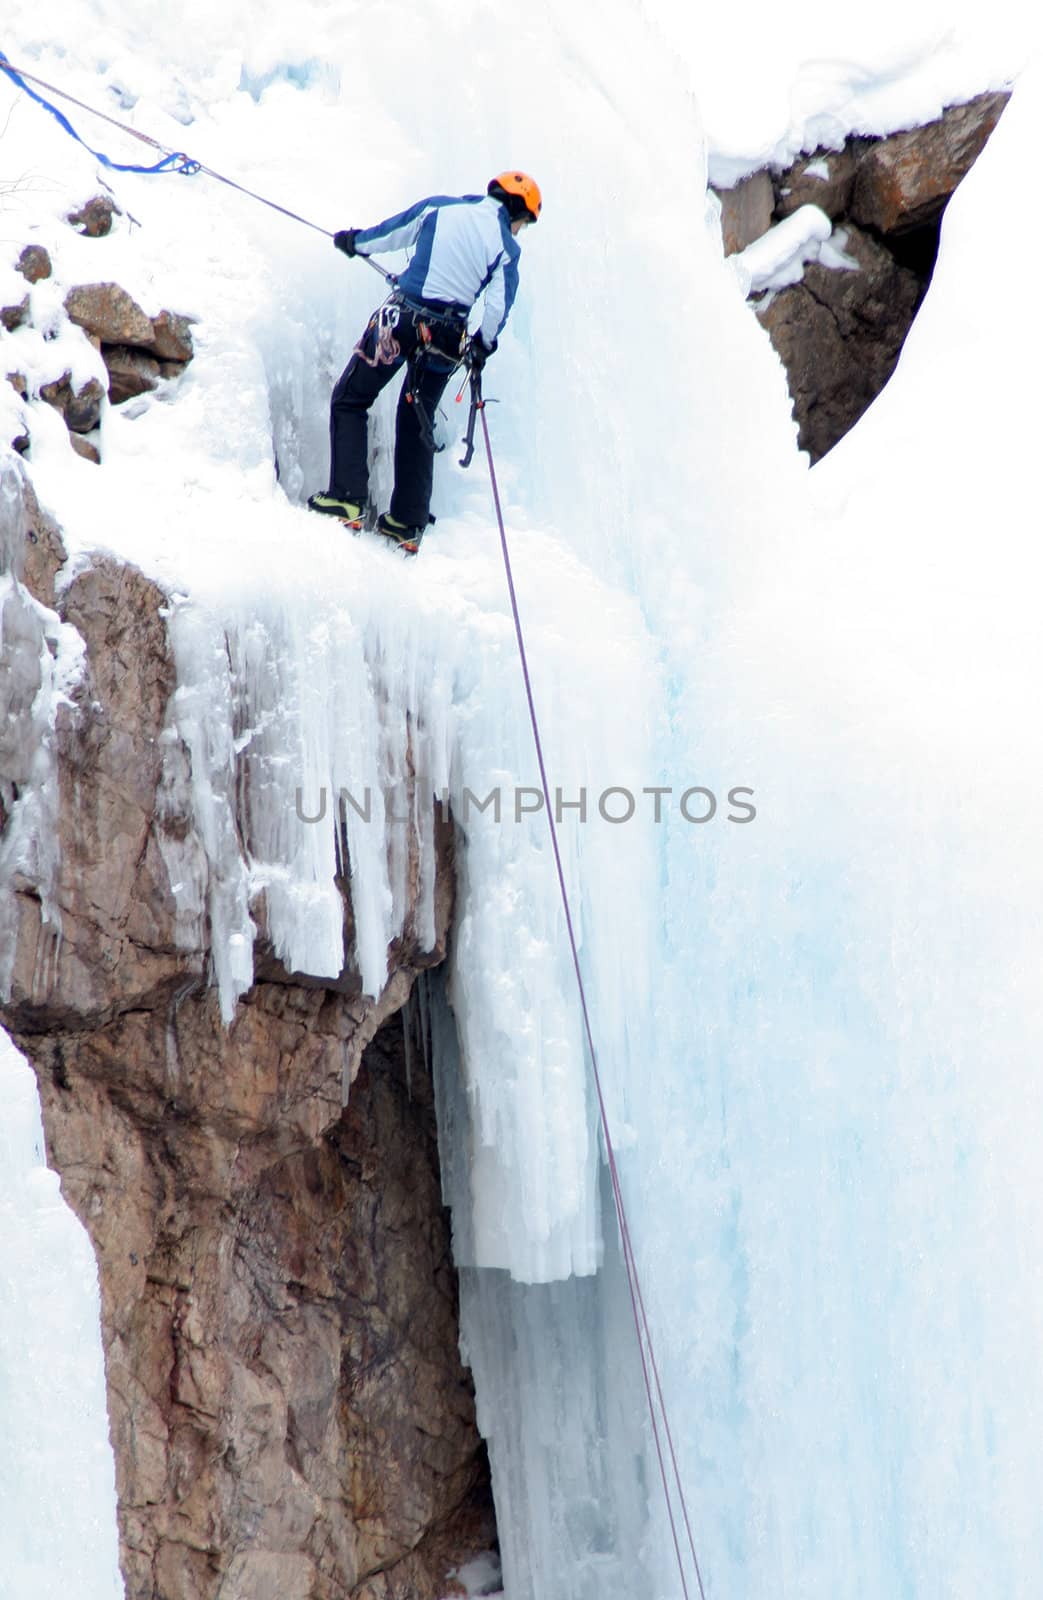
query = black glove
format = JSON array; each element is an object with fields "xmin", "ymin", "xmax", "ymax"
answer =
[
  {"xmin": 466, "ymin": 333, "xmax": 497, "ymax": 372},
  {"xmin": 333, "ymin": 228, "xmax": 359, "ymax": 257}
]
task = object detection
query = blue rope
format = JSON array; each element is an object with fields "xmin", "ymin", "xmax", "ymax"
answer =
[
  {"xmin": 0, "ymin": 51, "xmax": 200, "ymax": 175},
  {"xmin": 0, "ymin": 50, "xmax": 361, "ymax": 241}
]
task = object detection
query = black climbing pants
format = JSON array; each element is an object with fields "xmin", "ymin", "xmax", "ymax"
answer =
[{"xmin": 328, "ymin": 298, "xmax": 467, "ymax": 529}]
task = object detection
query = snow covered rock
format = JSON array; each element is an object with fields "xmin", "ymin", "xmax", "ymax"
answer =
[
  {"xmin": 66, "ymin": 194, "xmax": 122, "ymax": 238},
  {"xmin": 39, "ymin": 369, "xmax": 106, "ymax": 432},
  {"xmin": 723, "ymin": 91, "xmax": 1010, "ymax": 459},
  {"xmin": 69, "ymin": 432, "xmax": 101, "ymax": 464},
  {"xmin": 756, "ymin": 222, "xmax": 920, "ymax": 459},
  {"xmin": 735, "ymin": 202, "xmax": 834, "ymax": 293},
  {"xmin": 64, "ymin": 281, "xmax": 156, "ymax": 347},
  {"xmin": 63, "ymin": 283, "xmax": 197, "ymax": 368},
  {"xmin": 149, "ymin": 308, "xmax": 196, "ymax": 363},
  {"xmin": 1, "ymin": 294, "xmax": 29, "ymax": 332},
  {"xmin": 16, "ymin": 244, "xmax": 51, "ymax": 284},
  {"xmin": 774, "ymin": 146, "xmax": 859, "ymax": 222},
  {"xmin": 62, "ymin": 284, "xmax": 194, "ymax": 404},
  {"xmin": 1, "ymin": 271, "xmax": 195, "ymax": 461},
  {"xmin": 852, "ymin": 90, "xmax": 1009, "ymax": 233}
]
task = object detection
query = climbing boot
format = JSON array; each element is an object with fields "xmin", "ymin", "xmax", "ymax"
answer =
[
  {"xmin": 307, "ymin": 491, "xmax": 367, "ymax": 527},
  {"xmin": 376, "ymin": 513, "xmax": 424, "ymax": 555}
]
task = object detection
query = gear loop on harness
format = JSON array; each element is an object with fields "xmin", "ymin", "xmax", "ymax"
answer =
[
  {"xmin": 400, "ymin": 301, "xmax": 467, "ymax": 452},
  {"xmin": 354, "ymin": 292, "xmax": 469, "ymax": 448},
  {"xmin": 394, "ymin": 293, "xmax": 469, "ymax": 364},
  {"xmin": 353, "ymin": 300, "xmax": 402, "ymax": 368}
]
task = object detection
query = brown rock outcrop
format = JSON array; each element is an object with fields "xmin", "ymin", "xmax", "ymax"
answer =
[
  {"xmin": 65, "ymin": 281, "xmax": 157, "ymax": 347},
  {"xmin": 851, "ymin": 91, "xmax": 1009, "ymax": 234},
  {"xmin": 104, "ymin": 344, "xmax": 162, "ymax": 404},
  {"xmin": 70, "ymin": 433, "xmax": 101, "ymax": 464},
  {"xmin": 12, "ymin": 471, "xmax": 66, "ymax": 607},
  {"xmin": 756, "ymin": 224, "xmax": 921, "ymax": 460},
  {"xmin": 150, "ymin": 309, "xmax": 196, "ymax": 364},
  {"xmin": 64, "ymin": 283, "xmax": 198, "ymax": 374},
  {"xmin": 717, "ymin": 170, "xmax": 774, "ymax": 255},
  {"xmin": 774, "ymin": 147, "xmax": 859, "ymax": 223},
  {"xmin": 17, "ymin": 243, "xmax": 52, "ymax": 283},
  {"xmin": 67, "ymin": 194, "xmax": 122, "ymax": 237},
  {"xmin": 0, "ymin": 463, "xmax": 494, "ymax": 1598},
  {"xmin": 2, "ymin": 294, "xmax": 30, "ymax": 332},
  {"xmin": 61, "ymin": 286, "xmax": 196, "ymax": 409},
  {"xmin": 1, "ymin": 548, "xmax": 194, "ymax": 1027},
  {"xmin": 26, "ymin": 988, "xmax": 492, "ymax": 1600},
  {"xmin": 39, "ymin": 371, "xmax": 107, "ymax": 432}
]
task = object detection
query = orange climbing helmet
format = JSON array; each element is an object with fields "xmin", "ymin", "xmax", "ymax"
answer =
[{"xmin": 488, "ymin": 171, "xmax": 542, "ymax": 224}]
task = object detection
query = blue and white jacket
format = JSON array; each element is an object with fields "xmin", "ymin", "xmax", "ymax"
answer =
[{"xmin": 354, "ymin": 194, "xmax": 521, "ymax": 345}]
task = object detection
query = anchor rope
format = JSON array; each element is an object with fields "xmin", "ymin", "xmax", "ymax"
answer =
[{"xmin": 478, "ymin": 400, "xmax": 709, "ymax": 1600}]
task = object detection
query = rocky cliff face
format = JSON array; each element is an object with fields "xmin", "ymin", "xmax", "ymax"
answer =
[
  {"xmin": 714, "ymin": 91, "xmax": 1009, "ymax": 459},
  {"xmin": 0, "ymin": 466, "xmax": 494, "ymax": 1599}
]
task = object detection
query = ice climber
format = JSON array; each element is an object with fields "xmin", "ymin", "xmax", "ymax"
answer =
[{"xmin": 308, "ymin": 171, "xmax": 542, "ymax": 554}]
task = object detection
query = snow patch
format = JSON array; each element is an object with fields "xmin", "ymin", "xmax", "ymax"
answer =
[
  {"xmin": 442, "ymin": 1552, "xmax": 504, "ymax": 1598},
  {"xmin": 0, "ymin": 1029, "xmax": 123, "ymax": 1599},
  {"xmin": 732, "ymin": 202, "xmax": 833, "ymax": 293}
]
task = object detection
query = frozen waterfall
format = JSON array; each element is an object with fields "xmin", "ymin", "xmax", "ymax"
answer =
[{"xmin": 3, "ymin": 1, "xmax": 1042, "ymax": 1597}]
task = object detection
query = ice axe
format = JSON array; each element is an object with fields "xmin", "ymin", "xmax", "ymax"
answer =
[{"xmin": 457, "ymin": 368, "xmax": 497, "ymax": 469}]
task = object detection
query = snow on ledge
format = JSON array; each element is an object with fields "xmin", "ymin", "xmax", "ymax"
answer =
[{"xmin": 731, "ymin": 203, "xmax": 833, "ymax": 295}]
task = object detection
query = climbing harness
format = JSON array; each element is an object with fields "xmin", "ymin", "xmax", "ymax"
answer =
[
  {"xmin": 477, "ymin": 408, "xmax": 710, "ymax": 1600},
  {"xmin": 351, "ymin": 295, "xmax": 466, "ymax": 451},
  {"xmin": 353, "ymin": 301, "xmax": 403, "ymax": 368},
  {"xmin": 402, "ymin": 301, "xmax": 468, "ymax": 452}
]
